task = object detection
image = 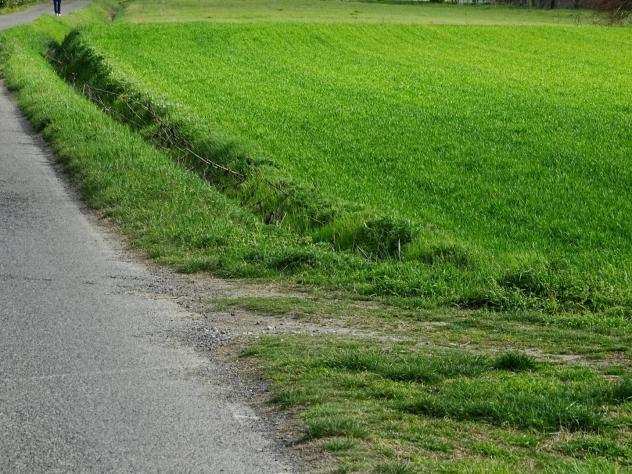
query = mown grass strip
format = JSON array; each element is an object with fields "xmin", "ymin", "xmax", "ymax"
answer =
[{"xmin": 245, "ymin": 335, "xmax": 632, "ymax": 472}]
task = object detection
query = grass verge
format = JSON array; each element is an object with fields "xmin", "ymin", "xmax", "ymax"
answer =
[{"xmin": 244, "ymin": 335, "xmax": 631, "ymax": 472}]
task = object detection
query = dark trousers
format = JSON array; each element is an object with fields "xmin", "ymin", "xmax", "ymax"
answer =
[{"xmin": 53, "ymin": 0, "xmax": 61, "ymax": 14}]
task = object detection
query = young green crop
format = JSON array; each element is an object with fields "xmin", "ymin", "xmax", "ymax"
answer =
[
  {"xmin": 67, "ymin": 18, "xmax": 632, "ymax": 311},
  {"xmin": 119, "ymin": 0, "xmax": 595, "ymax": 25}
]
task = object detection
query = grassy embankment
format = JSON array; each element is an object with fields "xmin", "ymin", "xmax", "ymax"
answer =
[
  {"xmin": 0, "ymin": 1, "xmax": 630, "ymax": 471},
  {"xmin": 51, "ymin": 4, "xmax": 632, "ymax": 314},
  {"xmin": 0, "ymin": 2, "xmax": 317, "ymax": 285}
]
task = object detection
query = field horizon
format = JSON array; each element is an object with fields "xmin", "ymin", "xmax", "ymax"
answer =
[{"xmin": 120, "ymin": 0, "xmax": 596, "ymax": 25}]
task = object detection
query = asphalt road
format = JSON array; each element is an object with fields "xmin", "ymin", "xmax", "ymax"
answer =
[{"xmin": 0, "ymin": 6, "xmax": 293, "ymax": 472}]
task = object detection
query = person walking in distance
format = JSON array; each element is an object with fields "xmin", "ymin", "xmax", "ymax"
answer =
[{"xmin": 53, "ymin": 0, "xmax": 62, "ymax": 16}]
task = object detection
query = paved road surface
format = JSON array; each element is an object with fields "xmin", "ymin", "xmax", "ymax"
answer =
[{"xmin": 0, "ymin": 6, "xmax": 293, "ymax": 472}]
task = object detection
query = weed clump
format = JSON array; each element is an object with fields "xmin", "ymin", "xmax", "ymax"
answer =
[
  {"xmin": 316, "ymin": 214, "xmax": 416, "ymax": 260},
  {"xmin": 306, "ymin": 416, "xmax": 368, "ymax": 440},
  {"xmin": 375, "ymin": 462, "xmax": 416, "ymax": 474},
  {"xmin": 324, "ymin": 437, "xmax": 357, "ymax": 452},
  {"xmin": 401, "ymin": 375, "xmax": 608, "ymax": 432},
  {"xmin": 493, "ymin": 351, "xmax": 537, "ymax": 372},
  {"xmin": 323, "ymin": 348, "xmax": 489, "ymax": 383},
  {"xmin": 352, "ymin": 216, "xmax": 415, "ymax": 260},
  {"xmin": 610, "ymin": 377, "xmax": 632, "ymax": 403},
  {"xmin": 557, "ymin": 435, "xmax": 627, "ymax": 459}
]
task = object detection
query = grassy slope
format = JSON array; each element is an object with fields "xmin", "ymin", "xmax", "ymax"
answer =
[
  {"xmin": 0, "ymin": 2, "xmax": 323, "ymax": 283},
  {"xmin": 60, "ymin": 9, "xmax": 632, "ymax": 312}
]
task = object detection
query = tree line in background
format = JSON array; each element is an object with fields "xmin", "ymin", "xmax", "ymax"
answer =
[
  {"xmin": 454, "ymin": 0, "xmax": 629, "ymax": 16},
  {"xmin": 0, "ymin": 0, "xmax": 35, "ymax": 8},
  {"xmin": 592, "ymin": 0, "xmax": 632, "ymax": 20},
  {"xmin": 501, "ymin": 0, "xmax": 629, "ymax": 17}
]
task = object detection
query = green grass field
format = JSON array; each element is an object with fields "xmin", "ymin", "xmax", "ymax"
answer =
[
  {"xmin": 120, "ymin": 0, "xmax": 591, "ymax": 24},
  {"xmin": 1, "ymin": 1, "xmax": 630, "ymax": 471},
  {"xmin": 53, "ymin": 4, "xmax": 632, "ymax": 312}
]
